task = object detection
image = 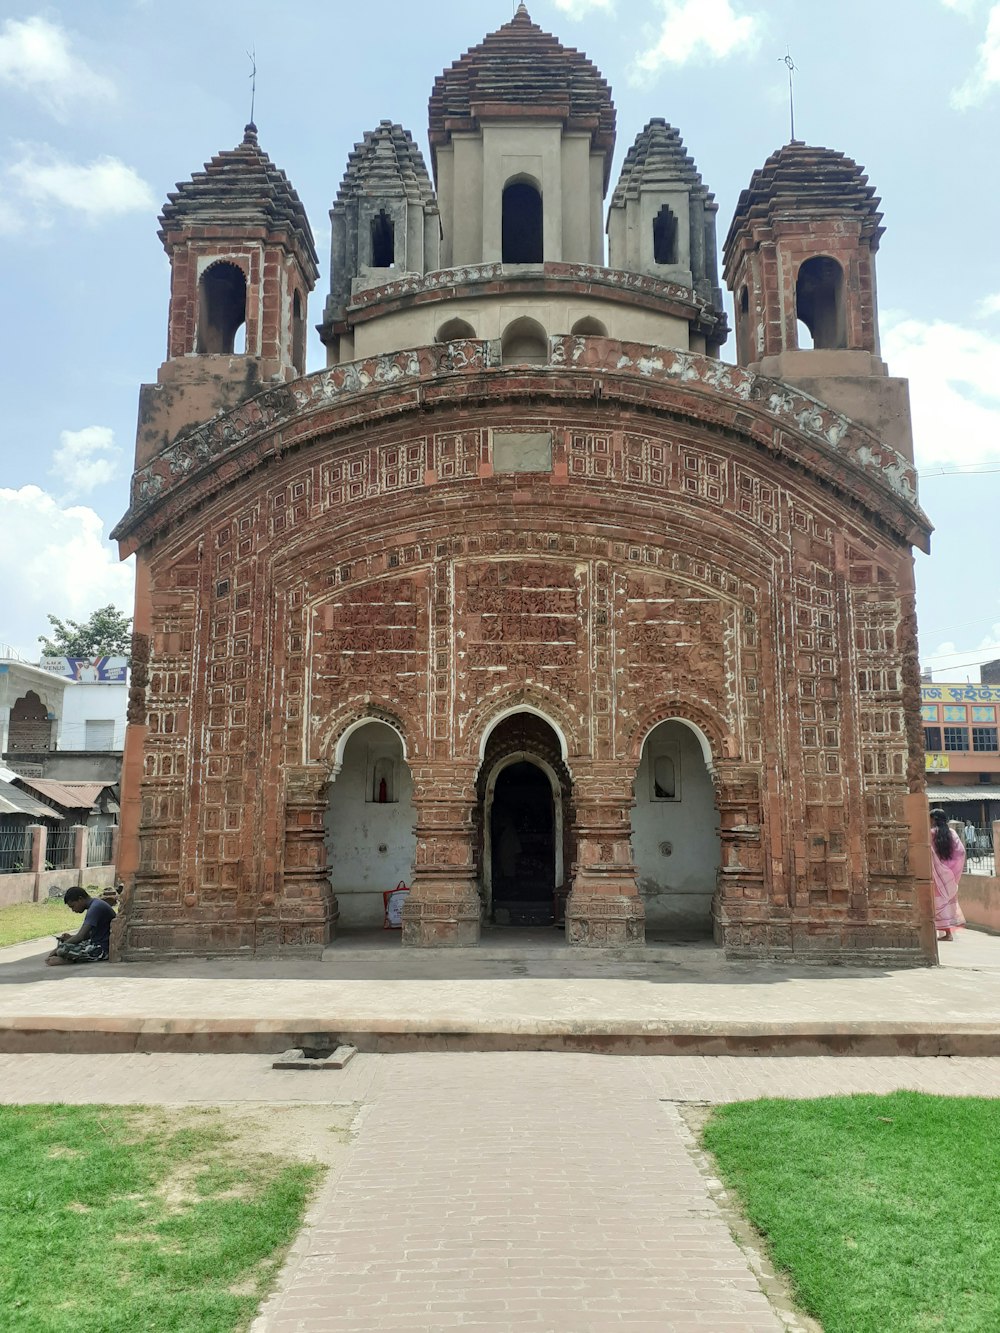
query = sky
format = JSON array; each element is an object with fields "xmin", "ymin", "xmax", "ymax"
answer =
[{"xmin": 1, "ymin": 0, "xmax": 998, "ymax": 680}]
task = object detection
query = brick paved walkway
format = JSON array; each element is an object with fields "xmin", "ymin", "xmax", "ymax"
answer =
[{"xmin": 5, "ymin": 1052, "xmax": 1000, "ymax": 1329}]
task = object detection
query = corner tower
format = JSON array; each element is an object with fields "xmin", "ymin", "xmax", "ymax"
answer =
[
  {"xmin": 723, "ymin": 142, "xmax": 911, "ymax": 456},
  {"xmin": 428, "ymin": 3, "xmax": 616, "ymax": 267},
  {"xmin": 137, "ymin": 125, "xmax": 319, "ymax": 466}
]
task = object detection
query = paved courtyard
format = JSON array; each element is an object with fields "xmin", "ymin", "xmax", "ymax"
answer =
[{"xmin": 5, "ymin": 1048, "xmax": 1000, "ymax": 1330}]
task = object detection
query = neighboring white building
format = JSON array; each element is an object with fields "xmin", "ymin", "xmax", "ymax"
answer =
[{"xmin": 0, "ymin": 648, "xmax": 128, "ymax": 767}]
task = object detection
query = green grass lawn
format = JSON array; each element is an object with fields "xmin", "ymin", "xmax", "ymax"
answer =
[
  {"xmin": 704, "ymin": 1092, "xmax": 1000, "ymax": 1333},
  {"xmin": 0, "ymin": 1104, "xmax": 321, "ymax": 1332},
  {"xmin": 0, "ymin": 900, "xmax": 74, "ymax": 947}
]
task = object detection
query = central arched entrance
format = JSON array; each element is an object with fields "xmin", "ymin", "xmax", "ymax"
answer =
[
  {"xmin": 490, "ymin": 760, "xmax": 555, "ymax": 925},
  {"xmin": 478, "ymin": 711, "xmax": 572, "ymax": 927}
]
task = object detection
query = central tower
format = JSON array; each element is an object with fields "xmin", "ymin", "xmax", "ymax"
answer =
[{"xmin": 428, "ymin": 2, "xmax": 616, "ymax": 268}]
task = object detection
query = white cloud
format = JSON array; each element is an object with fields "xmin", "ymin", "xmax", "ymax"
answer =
[
  {"xmin": 882, "ymin": 315, "xmax": 1000, "ymax": 466},
  {"xmin": 0, "ymin": 487, "xmax": 133, "ymax": 660},
  {"xmin": 631, "ymin": 0, "xmax": 759, "ymax": 80},
  {"xmin": 6, "ymin": 148, "xmax": 155, "ymax": 226},
  {"xmin": 51, "ymin": 427, "xmax": 123, "ymax": 498},
  {"xmin": 0, "ymin": 15, "xmax": 114, "ymax": 118},
  {"xmin": 952, "ymin": 2, "xmax": 1000, "ymax": 107},
  {"xmin": 552, "ymin": 0, "xmax": 615, "ymax": 15},
  {"xmin": 977, "ymin": 291, "xmax": 1000, "ymax": 316}
]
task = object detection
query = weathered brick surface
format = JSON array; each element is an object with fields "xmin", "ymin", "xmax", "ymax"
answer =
[{"xmin": 113, "ymin": 331, "xmax": 933, "ymax": 963}]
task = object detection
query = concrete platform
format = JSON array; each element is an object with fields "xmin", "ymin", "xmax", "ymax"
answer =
[{"xmin": 2, "ymin": 927, "xmax": 999, "ymax": 1057}]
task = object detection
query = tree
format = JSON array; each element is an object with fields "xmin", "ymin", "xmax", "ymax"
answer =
[{"xmin": 38, "ymin": 604, "xmax": 133, "ymax": 659}]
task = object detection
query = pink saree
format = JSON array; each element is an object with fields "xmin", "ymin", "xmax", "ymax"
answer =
[{"xmin": 931, "ymin": 830, "xmax": 966, "ymax": 931}]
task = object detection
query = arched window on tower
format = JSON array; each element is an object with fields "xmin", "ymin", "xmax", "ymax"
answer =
[
  {"xmin": 196, "ymin": 261, "xmax": 247, "ymax": 354},
  {"xmin": 371, "ymin": 210, "xmax": 395, "ymax": 268},
  {"xmin": 652, "ymin": 204, "xmax": 679, "ymax": 266},
  {"xmin": 796, "ymin": 256, "xmax": 846, "ymax": 349},
  {"xmin": 292, "ymin": 290, "xmax": 305, "ymax": 374},
  {"xmin": 737, "ymin": 286, "xmax": 750, "ymax": 363},
  {"xmin": 502, "ymin": 180, "xmax": 543, "ymax": 263}
]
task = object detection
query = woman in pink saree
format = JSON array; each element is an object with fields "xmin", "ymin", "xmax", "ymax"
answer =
[{"xmin": 930, "ymin": 808, "xmax": 966, "ymax": 942}]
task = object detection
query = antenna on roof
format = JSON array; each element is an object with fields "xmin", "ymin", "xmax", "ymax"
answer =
[
  {"xmin": 781, "ymin": 49, "xmax": 798, "ymax": 143},
  {"xmin": 247, "ymin": 46, "xmax": 257, "ymax": 126}
]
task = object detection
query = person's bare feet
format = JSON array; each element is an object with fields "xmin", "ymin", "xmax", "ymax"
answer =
[{"xmin": 938, "ymin": 930, "xmax": 953, "ymax": 942}]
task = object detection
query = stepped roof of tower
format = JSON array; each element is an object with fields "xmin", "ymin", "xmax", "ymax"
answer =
[
  {"xmin": 428, "ymin": 3, "xmax": 616, "ymax": 189},
  {"xmin": 724, "ymin": 140, "xmax": 883, "ymax": 257},
  {"xmin": 334, "ymin": 121, "xmax": 437, "ymax": 210},
  {"xmin": 610, "ymin": 118, "xmax": 713, "ymax": 208},
  {"xmin": 159, "ymin": 123, "xmax": 318, "ymax": 277}
]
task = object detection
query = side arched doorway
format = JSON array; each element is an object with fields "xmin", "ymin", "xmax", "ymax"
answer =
[
  {"xmin": 324, "ymin": 720, "xmax": 416, "ymax": 929},
  {"xmin": 478, "ymin": 713, "xmax": 572, "ymax": 927},
  {"xmin": 631, "ymin": 719, "xmax": 721, "ymax": 940}
]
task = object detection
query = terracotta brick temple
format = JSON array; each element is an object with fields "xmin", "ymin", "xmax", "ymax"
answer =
[{"xmin": 112, "ymin": 5, "xmax": 935, "ymax": 963}]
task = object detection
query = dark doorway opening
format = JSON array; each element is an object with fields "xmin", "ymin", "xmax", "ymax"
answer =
[
  {"xmin": 490, "ymin": 761, "xmax": 555, "ymax": 925},
  {"xmin": 502, "ymin": 181, "xmax": 543, "ymax": 263}
]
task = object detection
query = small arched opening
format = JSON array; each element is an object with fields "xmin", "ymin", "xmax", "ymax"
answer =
[
  {"xmin": 502, "ymin": 179, "xmax": 543, "ymax": 263},
  {"xmin": 8, "ymin": 691, "xmax": 53, "ymax": 753},
  {"xmin": 652, "ymin": 204, "xmax": 679, "ymax": 266},
  {"xmin": 570, "ymin": 316, "xmax": 608, "ymax": 337},
  {"xmin": 196, "ymin": 261, "xmax": 247, "ymax": 354},
  {"xmin": 291, "ymin": 290, "xmax": 306, "ymax": 374},
  {"xmin": 370, "ymin": 209, "xmax": 395, "ymax": 268},
  {"xmin": 478, "ymin": 712, "xmax": 572, "ymax": 927},
  {"xmin": 796, "ymin": 255, "xmax": 846, "ymax": 349},
  {"xmin": 501, "ymin": 316, "xmax": 547, "ymax": 365},
  {"xmin": 436, "ymin": 316, "xmax": 476, "ymax": 343},
  {"xmin": 630, "ymin": 719, "xmax": 720, "ymax": 940},
  {"xmin": 736, "ymin": 286, "xmax": 751, "ymax": 364},
  {"xmin": 324, "ymin": 719, "xmax": 416, "ymax": 928}
]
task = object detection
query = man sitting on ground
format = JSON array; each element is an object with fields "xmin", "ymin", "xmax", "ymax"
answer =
[{"xmin": 45, "ymin": 887, "xmax": 115, "ymax": 966}]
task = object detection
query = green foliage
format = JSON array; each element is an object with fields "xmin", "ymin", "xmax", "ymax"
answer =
[
  {"xmin": 0, "ymin": 901, "xmax": 70, "ymax": 947},
  {"xmin": 38, "ymin": 604, "xmax": 132, "ymax": 659},
  {"xmin": 704, "ymin": 1092, "xmax": 1000, "ymax": 1332},
  {"xmin": 0, "ymin": 1104, "xmax": 320, "ymax": 1332}
]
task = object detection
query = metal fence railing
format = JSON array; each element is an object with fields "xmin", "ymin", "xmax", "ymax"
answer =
[
  {"xmin": 965, "ymin": 827, "xmax": 996, "ymax": 878},
  {"xmin": 87, "ymin": 827, "xmax": 114, "ymax": 867},
  {"xmin": 0, "ymin": 828, "xmax": 29, "ymax": 874},
  {"xmin": 45, "ymin": 828, "xmax": 76, "ymax": 871}
]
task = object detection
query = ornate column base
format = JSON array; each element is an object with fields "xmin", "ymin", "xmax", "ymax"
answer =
[
  {"xmin": 565, "ymin": 893, "xmax": 645, "ymax": 948},
  {"xmin": 401, "ymin": 887, "xmax": 481, "ymax": 947}
]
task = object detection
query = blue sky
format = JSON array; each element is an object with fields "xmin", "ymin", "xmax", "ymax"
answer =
[{"xmin": 1, "ymin": 0, "xmax": 998, "ymax": 679}]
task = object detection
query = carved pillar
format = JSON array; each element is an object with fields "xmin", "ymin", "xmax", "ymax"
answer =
[
  {"xmin": 401, "ymin": 763, "xmax": 481, "ymax": 947},
  {"xmin": 710, "ymin": 763, "xmax": 774, "ymax": 953},
  {"xmin": 280, "ymin": 764, "xmax": 338, "ymax": 952},
  {"xmin": 565, "ymin": 764, "xmax": 644, "ymax": 947}
]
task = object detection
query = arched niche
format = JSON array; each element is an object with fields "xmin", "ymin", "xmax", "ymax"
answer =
[
  {"xmin": 630, "ymin": 718, "xmax": 720, "ymax": 939},
  {"xmin": 436, "ymin": 316, "xmax": 476, "ymax": 342},
  {"xmin": 292, "ymin": 290, "xmax": 306, "ymax": 374},
  {"xmin": 796, "ymin": 255, "xmax": 846, "ymax": 349},
  {"xmin": 8, "ymin": 690, "xmax": 53, "ymax": 753},
  {"xmin": 502, "ymin": 178, "xmax": 543, "ymax": 264},
  {"xmin": 196, "ymin": 260, "xmax": 247, "ymax": 354},
  {"xmin": 370, "ymin": 209, "xmax": 395, "ymax": 268},
  {"xmin": 570, "ymin": 316, "xmax": 608, "ymax": 337},
  {"xmin": 501, "ymin": 316, "xmax": 547, "ymax": 365},
  {"xmin": 324, "ymin": 719, "xmax": 415, "ymax": 928}
]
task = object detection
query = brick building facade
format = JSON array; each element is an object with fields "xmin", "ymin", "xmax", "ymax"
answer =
[{"xmin": 112, "ymin": 7, "xmax": 935, "ymax": 963}]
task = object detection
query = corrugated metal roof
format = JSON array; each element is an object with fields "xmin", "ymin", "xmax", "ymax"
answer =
[
  {"xmin": 925, "ymin": 787, "xmax": 1000, "ymax": 802},
  {"xmin": 0, "ymin": 779, "xmax": 60, "ymax": 819},
  {"xmin": 13, "ymin": 778, "xmax": 107, "ymax": 810}
]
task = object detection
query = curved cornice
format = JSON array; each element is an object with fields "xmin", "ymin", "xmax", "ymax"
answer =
[
  {"xmin": 321, "ymin": 262, "xmax": 727, "ymax": 342},
  {"xmin": 113, "ymin": 337, "xmax": 931, "ymax": 554}
]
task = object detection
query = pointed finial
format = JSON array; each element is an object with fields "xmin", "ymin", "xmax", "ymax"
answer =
[
  {"xmin": 243, "ymin": 122, "xmax": 258, "ymax": 144},
  {"xmin": 515, "ymin": 3, "xmax": 530, "ymax": 17},
  {"xmin": 780, "ymin": 49, "xmax": 798, "ymax": 143},
  {"xmin": 247, "ymin": 45, "xmax": 257, "ymax": 125}
]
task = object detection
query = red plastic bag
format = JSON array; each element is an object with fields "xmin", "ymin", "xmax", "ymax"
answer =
[{"xmin": 383, "ymin": 881, "xmax": 409, "ymax": 929}]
